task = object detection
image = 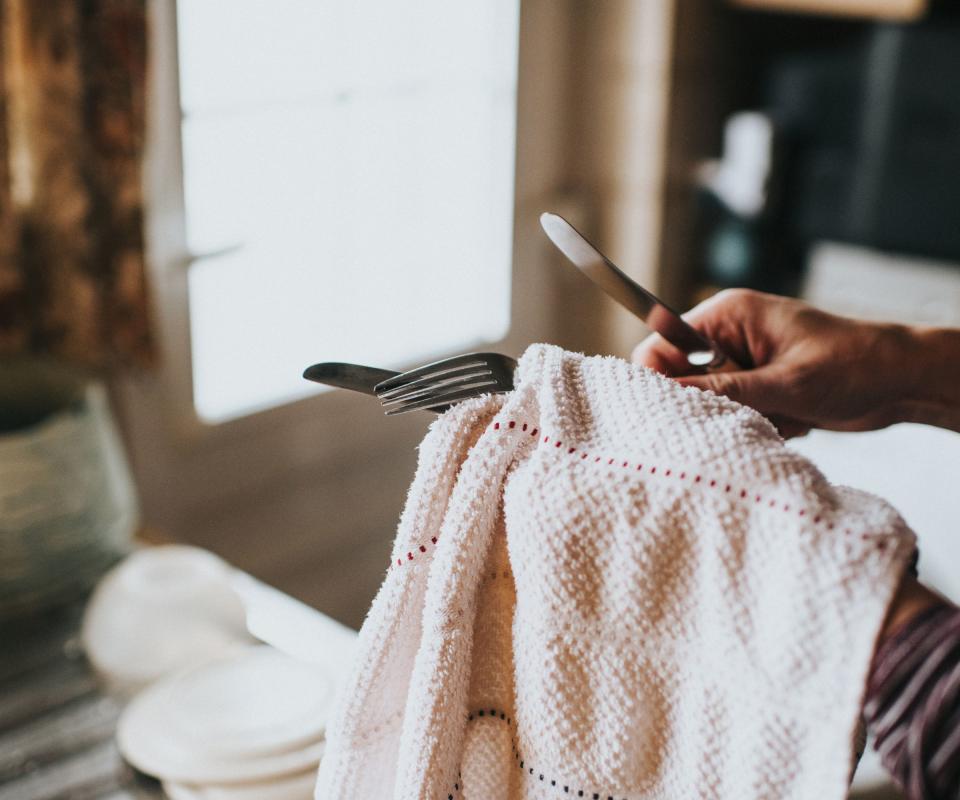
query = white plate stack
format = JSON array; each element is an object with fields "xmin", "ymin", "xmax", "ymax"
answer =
[{"xmin": 117, "ymin": 646, "xmax": 334, "ymax": 799}]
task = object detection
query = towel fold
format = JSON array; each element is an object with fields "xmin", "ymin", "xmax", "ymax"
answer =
[{"xmin": 315, "ymin": 344, "xmax": 915, "ymax": 799}]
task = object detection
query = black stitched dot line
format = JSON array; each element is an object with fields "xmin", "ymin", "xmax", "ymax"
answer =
[{"xmin": 457, "ymin": 708, "xmax": 629, "ymax": 800}]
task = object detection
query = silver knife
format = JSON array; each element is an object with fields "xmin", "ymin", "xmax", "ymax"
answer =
[{"xmin": 540, "ymin": 212, "xmax": 733, "ymax": 370}]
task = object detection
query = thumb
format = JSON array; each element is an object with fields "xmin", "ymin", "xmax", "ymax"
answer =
[{"xmin": 675, "ymin": 365, "xmax": 794, "ymax": 417}]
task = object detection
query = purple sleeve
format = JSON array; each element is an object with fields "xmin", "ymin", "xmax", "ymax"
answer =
[{"xmin": 864, "ymin": 603, "xmax": 960, "ymax": 799}]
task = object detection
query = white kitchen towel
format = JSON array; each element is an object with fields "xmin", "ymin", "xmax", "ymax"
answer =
[{"xmin": 315, "ymin": 344, "xmax": 915, "ymax": 800}]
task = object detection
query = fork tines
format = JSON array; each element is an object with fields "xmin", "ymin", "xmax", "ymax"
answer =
[{"xmin": 374, "ymin": 353, "xmax": 516, "ymax": 416}]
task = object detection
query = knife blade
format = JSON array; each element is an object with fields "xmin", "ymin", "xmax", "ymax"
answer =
[
  {"xmin": 302, "ymin": 362, "xmax": 399, "ymax": 396},
  {"xmin": 539, "ymin": 212, "xmax": 731, "ymax": 370}
]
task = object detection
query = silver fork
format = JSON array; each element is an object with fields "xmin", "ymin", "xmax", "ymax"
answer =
[{"xmin": 374, "ymin": 352, "xmax": 517, "ymax": 416}]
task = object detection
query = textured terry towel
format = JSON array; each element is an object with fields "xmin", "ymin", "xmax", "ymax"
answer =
[{"xmin": 315, "ymin": 344, "xmax": 916, "ymax": 800}]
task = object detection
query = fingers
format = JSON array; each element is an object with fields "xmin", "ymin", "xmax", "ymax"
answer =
[
  {"xmin": 674, "ymin": 370, "xmax": 747, "ymax": 400},
  {"xmin": 632, "ymin": 289, "xmax": 765, "ymax": 376},
  {"xmin": 675, "ymin": 364, "xmax": 797, "ymax": 418},
  {"xmin": 767, "ymin": 415, "xmax": 811, "ymax": 440},
  {"xmin": 633, "ymin": 342, "xmax": 812, "ymax": 436},
  {"xmin": 677, "ymin": 368, "xmax": 812, "ymax": 438},
  {"xmin": 632, "ymin": 289, "xmax": 821, "ymax": 437},
  {"xmin": 631, "ymin": 333, "xmax": 697, "ymax": 377},
  {"xmin": 677, "ymin": 289, "xmax": 766, "ymax": 369}
]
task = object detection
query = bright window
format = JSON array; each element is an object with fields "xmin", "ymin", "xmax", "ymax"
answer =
[{"xmin": 176, "ymin": 1, "xmax": 520, "ymax": 422}]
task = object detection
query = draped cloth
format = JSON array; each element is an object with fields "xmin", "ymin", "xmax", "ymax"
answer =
[
  {"xmin": 0, "ymin": 0, "xmax": 152, "ymax": 368},
  {"xmin": 316, "ymin": 344, "xmax": 916, "ymax": 799}
]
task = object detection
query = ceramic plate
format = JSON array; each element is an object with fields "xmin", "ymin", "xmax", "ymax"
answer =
[
  {"xmin": 117, "ymin": 646, "xmax": 331, "ymax": 783},
  {"xmin": 162, "ymin": 767, "xmax": 317, "ymax": 800}
]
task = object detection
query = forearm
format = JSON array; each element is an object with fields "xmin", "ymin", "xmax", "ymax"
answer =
[
  {"xmin": 879, "ymin": 575, "xmax": 945, "ymax": 644},
  {"xmin": 865, "ymin": 577, "xmax": 960, "ymax": 798},
  {"xmin": 894, "ymin": 327, "xmax": 960, "ymax": 433}
]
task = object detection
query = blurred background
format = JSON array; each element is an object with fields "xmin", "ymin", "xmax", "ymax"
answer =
[{"xmin": 3, "ymin": 0, "xmax": 960, "ymax": 795}]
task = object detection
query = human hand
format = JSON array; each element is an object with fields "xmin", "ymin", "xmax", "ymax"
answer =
[{"xmin": 631, "ymin": 289, "xmax": 929, "ymax": 439}]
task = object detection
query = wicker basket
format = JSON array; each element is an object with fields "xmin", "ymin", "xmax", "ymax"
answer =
[{"xmin": 0, "ymin": 381, "xmax": 138, "ymax": 622}]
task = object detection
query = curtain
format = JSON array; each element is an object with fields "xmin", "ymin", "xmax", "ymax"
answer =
[{"xmin": 0, "ymin": 0, "xmax": 153, "ymax": 369}]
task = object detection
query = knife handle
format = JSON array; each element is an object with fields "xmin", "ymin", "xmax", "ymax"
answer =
[
  {"xmin": 708, "ymin": 356, "xmax": 741, "ymax": 374},
  {"xmin": 687, "ymin": 346, "xmax": 741, "ymax": 374}
]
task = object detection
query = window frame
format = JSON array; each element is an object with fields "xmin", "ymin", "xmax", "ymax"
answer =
[{"xmin": 117, "ymin": 0, "xmax": 570, "ymax": 531}]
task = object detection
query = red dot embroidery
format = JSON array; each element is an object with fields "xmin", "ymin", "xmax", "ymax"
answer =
[
  {"xmin": 392, "ymin": 535, "xmax": 441, "ymax": 568},
  {"xmin": 475, "ymin": 421, "xmax": 838, "ymax": 566}
]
